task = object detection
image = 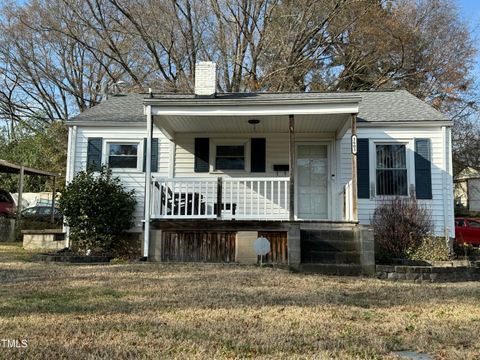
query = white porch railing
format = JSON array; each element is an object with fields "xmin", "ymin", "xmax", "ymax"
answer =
[
  {"xmin": 151, "ymin": 177, "xmax": 290, "ymax": 220},
  {"xmin": 344, "ymin": 180, "xmax": 354, "ymax": 221},
  {"xmin": 222, "ymin": 177, "xmax": 290, "ymax": 220}
]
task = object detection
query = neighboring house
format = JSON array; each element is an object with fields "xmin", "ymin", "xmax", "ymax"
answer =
[
  {"xmin": 454, "ymin": 167, "xmax": 480, "ymax": 212},
  {"xmin": 66, "ymin": 62, "xmax": 454, "ymax": 273}
]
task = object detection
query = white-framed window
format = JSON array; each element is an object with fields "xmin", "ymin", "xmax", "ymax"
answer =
[
  {"xmin": 211, "ymin": 139, "xmax": 249, "ymax": 172},
  {"xmin": 375, "ymin": 143, "xmax": 408, "ymax": 196},
  {"xmin": 106, "ymin": 141, "xmax": 142, "ymax": 170}
]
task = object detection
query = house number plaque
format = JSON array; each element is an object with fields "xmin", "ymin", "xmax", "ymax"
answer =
[{"xmin": 351, "ymin": 134, "xmax": 358, "ymax": 155}]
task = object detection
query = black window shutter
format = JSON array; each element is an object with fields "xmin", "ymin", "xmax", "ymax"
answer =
[
  {"xmin": 251, "ymin": 138, "xmax": 266, "ymax": 172},
  {"xmin": 357, "ymin": 138, "xmax": 370, "ymax": 199},
  {"xmin": 87, "ymin": 137, "xmax": 102, "ymax": 171},
  {"xmin": 143, "ymin": 138, "xmax": 147, "ymax": 172},
  {"xmin": 151, "ymin": 138, "xmax": 159, "ymax": 173},
  {"xmin": 143, "ymin": 138, "xmax": 159, "ymax": 172},
  {"xmin": 415, "ymin": 139, "xmax": 432, "ymax": 199},
  {"xmin": 194, "ymin": 138, "xmax": 209, "ymax": 172}
]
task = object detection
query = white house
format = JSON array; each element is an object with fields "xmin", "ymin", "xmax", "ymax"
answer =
[
  {"xmin": 454, "ymin": 167, "xmax": 480, "ymax": 212},
  {"xmin": 66, "ymin": 62, "xmax": 454, "ymax": 274}
]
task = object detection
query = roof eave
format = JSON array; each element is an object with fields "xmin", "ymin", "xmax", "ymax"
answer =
[
  {"xmin": 143, "ymin": 96, "xmax": 363, "ymax": 107},
  {"xmin": 357, "ymin": 119, "xmax": 452, "ymax": 127},
  {"xmin": 66, "ymin": 120, "xmax": 146, "ymax": 127}
]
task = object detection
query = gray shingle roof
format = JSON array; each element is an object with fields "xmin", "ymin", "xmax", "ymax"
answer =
[
  {"xmin": 69, "ymin": 90, "xmax": 448, "ymax": 124},
  {"xmin": 70, "ymin": 93, "xmax": 146, "ymax": 123}
]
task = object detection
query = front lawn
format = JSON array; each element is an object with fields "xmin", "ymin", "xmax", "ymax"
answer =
[{"xmin": 0, "ymin": 243, "xmax": 479, "ymax": 359}]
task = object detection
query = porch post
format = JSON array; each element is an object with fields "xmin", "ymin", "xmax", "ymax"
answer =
[
  {"xmin": 143, "ymin": 105, "xmax": 153, "ymax": 259},
  {"xmin": 17, "ymin": 166, "xmax": 24, "ymax": 220},
  {"xmin": 50, "ymin": 176, "xmax": 56, "ymax": 224},
  {"xmin": 351, "ymin": 113, "xmax": 358, "ymax": 222},
  {"xmin": 289, "ymin": 114, "xmax": 295, "ymax": 221}
]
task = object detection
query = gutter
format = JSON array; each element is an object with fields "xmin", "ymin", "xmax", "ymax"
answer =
[
  {"xmin": 143, "ymin": 97, "xmax": 363, "ymax": 107},
  {"xmin": 357, "ymin": 120, "xmax": 452, "ymax": 127}
]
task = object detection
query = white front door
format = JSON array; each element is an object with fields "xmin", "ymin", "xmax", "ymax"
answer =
[{"xmin": 296, "ymin": 143, "xmax": 329, "ymax": 220}]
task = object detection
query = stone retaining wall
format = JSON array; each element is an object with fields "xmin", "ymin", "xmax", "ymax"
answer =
[{"xmin": 377, "ymin": 262, "xmax": 480, "ymax": 283}]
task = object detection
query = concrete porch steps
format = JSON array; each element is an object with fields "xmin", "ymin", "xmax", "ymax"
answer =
[{"xmin": 300, "ymin": 229, "xmax": 361, "ymax": 265}]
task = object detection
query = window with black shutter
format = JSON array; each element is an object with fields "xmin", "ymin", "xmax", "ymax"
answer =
[{"xmin": 375, "ymin": 144, "xmax": 408, "ymax": 196}]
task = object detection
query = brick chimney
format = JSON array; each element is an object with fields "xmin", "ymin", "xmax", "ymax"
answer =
[{"xmin": 194, "ymin": 61, "xmax": 217, "ymax": 97}]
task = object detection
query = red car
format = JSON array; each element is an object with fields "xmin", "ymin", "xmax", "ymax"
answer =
[
  {"xmin": 0, "ymin": 189, "xmax": 16, "ymax": 217},
  {"xmin": 455, "ymin": 218, "xmax": 480, "ymax": 246}
]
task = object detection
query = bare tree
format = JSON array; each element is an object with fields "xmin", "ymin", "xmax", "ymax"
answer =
[
  {"xmin": 0, "ymin": 0, "xmax": 476, "ymax": 129},
  {"xmin": 0, "ymin": 0, "xmax": 117, "ymax": 134},
  {"xmin": 329, "ymin": 0, "xmax": 476, "ymax": 113}
]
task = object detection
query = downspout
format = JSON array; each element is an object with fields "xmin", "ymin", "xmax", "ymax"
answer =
[
  {"xmin": 143, "ymin": 105, "xmax": 153, "ymax": 259},
  {"xmin": 447, "ymin": 127, "xmax": 455, "ymax": 238},
  {"xmin": 70, "ymin": 126, "xmax": 77, "ymax": 182},
  {"xmin": 442, "ymin": 126, "xmax": 452, "ymax": 247},
  {"xmin": 64, "ymin": 125, "xmax": 77, "ymax": 248}
]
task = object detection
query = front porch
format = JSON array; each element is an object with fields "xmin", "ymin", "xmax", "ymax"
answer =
[
  {"xmin": 144, "ymin": 94, "xmax": 361, "ymax": 224},
  {"xmin": 142, "ymin": 93, "xmax": 367, "ymax": 269}
]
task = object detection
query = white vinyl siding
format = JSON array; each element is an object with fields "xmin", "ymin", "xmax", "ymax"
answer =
[
  {"xmin": 69, "ymin": 124, "xmax": 454, "ymax": 237},
  {"xmin": 72, "ymin": 126, "xmax": 170, "ymax": 229},
  {"xmin": 338, "ymin": 126, "xmax": 454, "ymax": 237},
  {"xmin": 174, "ymin": 132, "xmax": 335, "ymax": 177}
]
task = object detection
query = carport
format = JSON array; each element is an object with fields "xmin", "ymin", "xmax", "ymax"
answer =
[{"xmin": 0, "ymin": 159, "xmax": 60, "ymax": 223}]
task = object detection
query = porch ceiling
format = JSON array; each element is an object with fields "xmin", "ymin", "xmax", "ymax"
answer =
[
  {"xmin": 146, "ymin": 95, "xmax": 359, "ymax": 140},
  {"xmin": 153, "ymin": 113, "xmax": 349, "ymax": 137}
]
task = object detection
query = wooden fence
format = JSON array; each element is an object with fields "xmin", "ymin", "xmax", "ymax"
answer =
[
  {"xmin": 258, "ymin": 231, "xmax": 288, "ymax": 264},
  {"xmin": 161, "ymin": 231, "xmax": 236, "ymax": 262}
]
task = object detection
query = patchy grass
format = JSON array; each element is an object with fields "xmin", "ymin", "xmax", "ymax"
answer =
[
  {"xmin": 0, "ymin": 242, "xmax": 36, "ymax": 263},
  {"xmin": 0, "ymin": 243, "xmax": 479, "ymax": 359}
]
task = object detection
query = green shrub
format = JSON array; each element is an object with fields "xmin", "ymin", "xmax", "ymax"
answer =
[
  {"xmin": 407, "ymin": 237, "xmax": 451, "ymax": 261},
  {"xmin": 58, "ymin": 167, "xmax": 136, "ymax": 255},
  {"xmin": 372, "ymin": 196, "xmax": 433, "ymax": 261}
]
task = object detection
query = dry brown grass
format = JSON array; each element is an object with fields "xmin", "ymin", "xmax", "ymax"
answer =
[{"xmin": 0, "ymin": 243, "xmax": 479, "ymax": 359}]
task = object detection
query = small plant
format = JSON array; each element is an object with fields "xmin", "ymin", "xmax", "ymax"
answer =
[
  {"xmin": 453, "ymin": 242, "xmax": 480, "ymax": 260},
  {"xmin": 110, "ymin": 257, "xmax": 128, "ymax": 265},
  {"xmin": 407, "ymin": 237, "xmax": 451, "ymax": 261},
  {"xmin": 58, "ymin": 167, "xmax": 136, "ymax": 255},
  {"xmin": 372, "ymin": 196, "xmax": 433, "ymax": 261}
]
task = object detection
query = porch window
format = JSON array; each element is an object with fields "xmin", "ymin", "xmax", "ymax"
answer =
[
  {"xmin": 215, "ymin": 145, "xmax": 245, "ymax": 170},
  {"xmin": 108, "ymin": 143, "xmax": 138, "ymax": 168},
  {"xmin": 376, "ymin": 144, "xmax": 407, "ymax": 196}
]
